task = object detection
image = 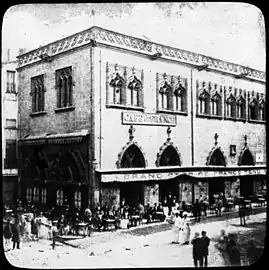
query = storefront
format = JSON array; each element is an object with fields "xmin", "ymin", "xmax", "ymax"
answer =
[
  {"xmin": 97, "ymin": 166, "xmax": 266, "ymax": 208},
  {"xmin": 18, "ymin": 131, "xmax": 89, "ymax": 213}
]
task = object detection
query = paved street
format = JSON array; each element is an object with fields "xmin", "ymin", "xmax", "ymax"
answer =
[{"xmin": 5, "ymin": 210, "xmax": 266, "ymax": 268}]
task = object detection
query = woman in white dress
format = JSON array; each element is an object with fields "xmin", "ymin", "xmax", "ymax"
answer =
[
  {"xmin": 171, "ymin": 212, "xmax": 182, "ymax": 244},
  {"xmin": 179, "ymin": 212, "xmax": 191, "ymax": 244}
]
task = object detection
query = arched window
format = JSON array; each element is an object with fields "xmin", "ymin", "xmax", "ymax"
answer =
[
  {"xmin": 211, "ymin": 91, "xmax": 221, "ymax": 116},
  {"xmin": 127, "ymin": 76, "xmax": 142, "ymax": 107},
  {"xmin": 110, "ymin": 73, "xmax": 125, "ymax": 105},
  {"xmin": 208, "ymin": 148, "xmax": 226, "ymax": 166},
  {"xmin": 236, "ymin": 94, "xmax": 246, "ymax": 119},
  {"xmin": 239, "ymin": 149, "xmax": 255, "ymax": 166},
  {"xmin": 56, "ymin": 67, "xmax": 72, "ymax": 108},
  {"xmin": 159, "ymin": 145, "xmax": 181, "ymax": 166},
  {"xmin": 56, "ymin": 189, "xmax": 64, "ymax": 206},
  {"xmin": 258, "ymin": 96, "xmax": 265, "ymax": 121},
  {"xmin": 31, "ymin": 75, "xmax": 44, "ymax": 113},
  {"xmin": 249, "ymin": 96, "xmax": 258, "ymax": 120},
  {"xmin": 74, "ymin": 191, "xmax": 82, "ymax": 209},
  {"xmin": 174, "ymin": 78, "xmax": 187, "ymax": 112},
  {"xmin": 226, "ymin": 91, "xmax": 236, "ymax": 118},
  {"xmin": 120, "ymin": 144, "xmax": 146, "ymax": 168},
  {"xmin": 198, "ymin": 82, "xmax": 210, "ymax": 115}
]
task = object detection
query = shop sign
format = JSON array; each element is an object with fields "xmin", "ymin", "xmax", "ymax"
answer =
[
  {"xmin": 122, "ymin": 112, "xmax": 176, "ymax": 126},
  {"xmin": 101, "ymin": 168, "xmax": 267, "ymax": 183}
]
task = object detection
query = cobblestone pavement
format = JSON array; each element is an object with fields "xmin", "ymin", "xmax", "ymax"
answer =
[{"xmin": 4, "ymin": 210, "xmax": 266, "ymax": 268}]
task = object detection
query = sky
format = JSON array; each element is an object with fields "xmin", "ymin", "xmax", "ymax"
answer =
[{"xmin": 2, "ymin": 3, "xmax": 266, "ymax": 71}]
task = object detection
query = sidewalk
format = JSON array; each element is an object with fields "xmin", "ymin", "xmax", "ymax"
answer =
[{"xmin": 58, "ymin": 205, "xmax": 266, "ymax": 248}]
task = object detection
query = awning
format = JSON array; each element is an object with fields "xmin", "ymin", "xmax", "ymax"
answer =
[
  {"xmin": 96, "ymin": 165, "xmax": 267, "ymax": 183},
  {"xmin": 19, "ymin": 129, "xmax": 89, "ymax": 146}
]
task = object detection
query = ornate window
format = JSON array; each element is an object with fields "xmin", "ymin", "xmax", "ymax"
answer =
[
  {"xmin": 198, "ymin": 81, "xmax": 210, "ymax": 115},
  {"xmin": 41, "ymin": 188, "xmax": 47, "ymax": 204},
  {"xmin": 174, "ymin": 77, "xmax": 187, "ymax": 112},
  {"xmin": 56, "ymin": 67, "xmax": 73, "ymax": 108},
  {"xmin": 159, "ymin": 145, "xmax": 181, "ymax": 166},
  {"xmin": 159, "ymin": 73, "xmax": 173, "ymax": 110},
  {"xmin": 226, "ymin": 89, "xmax": 236, "ymax": 118},
  {"xmin": 207, "ymin": 148, "xmax": 226, "ymax": 166},
  {"xmin": 236, "ymin": 92, "xmax": 246, "ymax": 119},
  {"xmin": 74, "ymin": 191, "xmax": 82, "ymax": 209},
  {"xmin": 6, "ymin": 70, "xmax": 16, "ymax": 93},
  {"xmin": 211, "ymin": 84, "xmax": 222, "ymax": 116},
  {"xmin": 26, "ymin": 188, "xmax": 33, "ymax": 202},
  {"xmin": 127, "ymin": 67, "xmax": 143, "ymax": 107},
  {"xmin": 258, "ymin": 95, "xmax": 265, "ymax": 121},
  {"xmin": 120, "ymin": 144, "xmax": 146, "ymax": 168},
  {"xmin": 31, "ymin": 75, "xmax": 45, "ymax": 112},
  {"xmin": 239, "ymin": 149, "xmax": 255, "ymax": 166},
  {"xmin": 249, "ymin": 95, "xmax": 258, "ymax": 120},
  {"xmin": 33, "ymin": 187, "xmax": 39, "ymax": 203},
  {"xmin": 56, "ymin": 189, "xmax": 64, "ymax": 206}
]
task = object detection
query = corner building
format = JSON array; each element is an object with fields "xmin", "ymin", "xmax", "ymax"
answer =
[{"xmin": 17, "ymin": 26, "xmax": 266, "ymax": 212}]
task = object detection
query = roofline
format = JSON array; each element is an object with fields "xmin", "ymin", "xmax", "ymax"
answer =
[{"xmin": 16, "ymin": 25, "xmax": 265, "ymax": 82}]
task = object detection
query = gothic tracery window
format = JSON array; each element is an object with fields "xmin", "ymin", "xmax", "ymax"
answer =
[
  {"xmin": 236, "ymin": 94, "xmax": 246, "ymax": 119},
  {"xmin": 208, "ymin": 148, "xmax": 226, "ymax": 166},
  {"xmin": 159, "ymin": 73, "xmax": 173, "ymax": 110},
  {"xmin": 110, "ymin": 72, "xmax": 125, "ymax": 105},
  {"xmin": 120, "ymin": 144, "xmax": 146, "ymax": 168},
  {"xmin": 159, "ymin": 145, "xmax": 181, "ymax": 166},
  {"xmin": 211, "ymin": 85, "xmax": 222, "ymax": 116},
  {"xmin": 198, "ymin": 81, "xmax": 210, "ymax": 115},
  {"xmin": 31, "ymin": 75, "xmax": 45, "ymax": 112},
  {"xmin": 258, "ymin": 96, "xmax": 265, "ymax": 121},
  {"xmin": 174, "ymin": 77, "xmax": 187, "ymax": 112},
  {"xmin": 127, "ymin": 71, "xmax": 143, "ymax": 107},
  {"xmin": 226, "ymin": 90, "xmax": 236, "ymax": 118},
  {"xmin": 249, "ymin": 96, "xmax": 258, "ymax": 120},
  {"xmin": 56, "ymin": 67, "xmax": 73, "ymax": 108}
]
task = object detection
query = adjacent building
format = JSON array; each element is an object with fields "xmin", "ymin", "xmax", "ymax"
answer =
[
  {"xmin": 2, "ymin": 49, "xmax": 19, "ymax": 206},
  {"xmin": 16, "ymin": 26, "xmax": 266, "ymax": 212}
]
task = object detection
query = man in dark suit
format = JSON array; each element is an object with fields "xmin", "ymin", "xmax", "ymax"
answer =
[
  {"xmin": 191, "ymin": 232, "xmax": 203, "ymax": 267},
  {"xmin": 12, "ymin": 217, "xmax": 21, "ymax": 249},
  {"xmin": 201, "ymin": 231, "xmax": 210, "ymax": 267}
]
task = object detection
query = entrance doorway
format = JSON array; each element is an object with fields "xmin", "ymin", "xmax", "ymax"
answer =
[
  {"xmin": 159, "ymin": 179, "xmax": 179, "ymax": 203},
  {"xmin": 120, "ymin": 182, "xmax": 144, "ymax": 207},
  {"xmin": 240, "ymin": 176, "xmax": 254, "ymax": 197},
  {"xmin": 208, "ymin": 178, "xmax": 225, "ymax": 204}
]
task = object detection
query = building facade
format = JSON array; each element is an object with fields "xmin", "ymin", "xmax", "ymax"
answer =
[
  {"xmin": 2, "ymin": 49, "xmax": 19, "ymax": 206},
  {"xmin": 17, "ymin": 26, "xmax": 266, "ymax": 212}
]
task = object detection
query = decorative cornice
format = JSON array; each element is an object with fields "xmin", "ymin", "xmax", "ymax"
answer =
[{"xmin": 17, "ymin": 26, "xmax": 265, "ymax": 83}]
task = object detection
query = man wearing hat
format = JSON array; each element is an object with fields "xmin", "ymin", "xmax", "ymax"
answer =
[
  {"xmin": 201, "ymin": 231, "xmax": 210, "ymax": 267},
  {"xmin": 191, "ymin": 232, "xmax": 203, "ymax": 267}
]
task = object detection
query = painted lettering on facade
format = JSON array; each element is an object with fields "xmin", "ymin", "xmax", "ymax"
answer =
[
  {"xmin": 101, "ymin": 169, "xmax": 267, "ymax": 183},
  {"xmin": 122, "ymin": 112, "xmax": 176, "ymax": 126}
]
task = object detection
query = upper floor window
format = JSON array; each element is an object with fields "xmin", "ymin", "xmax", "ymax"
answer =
[
  {"xmin": 6, "ymin": 71, "xmax": 16, "ymax": 93},
  {"xmin": 31, "ymin": 75, "xmax": 45, "ymax": 113},
  {"xmin": 249, "ymin": 95, "xmax": 258, "ymax": 120},
  {"xmin": 236, "ymin": 93, "xmax": 246, "ymax": 119},
  {"xmin": 107, "ymin": 63, "xmax": 144, "ymax": 108},
  {"xmin": 4, "ymin": 139, "xmax": 17, "ymax": 169},
  {"xmin": 225, "ymin": 89, "xmax": 236, "ymax": 118},
  {"xmin": 198, "ymin": 81, "xmax": 210, "ymax": 115},
  {"xmin": 6, "ymin": 119, "xmax": 16, "ymax": 129},
  {"xmin": 159, "ymin": 73, "xmax": 173, "ymax": 110},
  {"xmin": 258, "ymin": 95, "xmax": 265, "ymax": 121},
  {"xmin": 56, "ymin": 67, "xmax": 73, "ymax": 108},
  {"xmin": 210, "ymin": 84, "xmax": 222, "ymax": 116},
  {"xmin": 173, "ymin": 77, "xmax": 187, "ymax": 112}
]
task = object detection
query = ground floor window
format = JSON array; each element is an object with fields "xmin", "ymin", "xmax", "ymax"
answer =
[
  {"xmin": 74, "ymin": 191, "xmax": 82, "ymax": 209},
  {"xmin": 32, "ymin": 187, "xmax": 40, "ymax": 203},
  {"xmin": 56, "ymin": 189, "xmax": 64, "ymax": 206},
  {"xmin": 41, "ymin": 188, "xmax": 47, "ymax": 204}
]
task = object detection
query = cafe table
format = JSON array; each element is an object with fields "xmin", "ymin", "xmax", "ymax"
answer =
[
  {"xmin": 76, "ymin": 222, "xmax": 88, "ymax": 236},
  {"xmin": 103, "ymin": 219, "xmax": 116, "ymax": 231}
]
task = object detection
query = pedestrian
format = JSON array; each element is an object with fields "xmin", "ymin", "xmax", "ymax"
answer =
[
  {"xmin": 216, "ymin": 198, "xmax": 223, "ymax": 217},
  {"xmin": 201, "ymin": 231, "xmax": 210, "ymax": 267},
  {"xmin": 200, "ymin": 200, "xmax": 207, "ymax": 217},
  {"xmin": 3, "ymin": 219, "xmax": 13, "ymax": 251},
  {"xmin": 51, "ymin": 220, "xmax": 58, "ymax": 250},
  {"xmin": 12, "ymin": 217, "xmax": 21, "ymax": 249},
  {"xmin": 226, "ymin": 234, "xmax": 241, "ymax": 266},
  {"xmin": 193, "ymin": 199, "xmax": 201, "ymax": 222},
  {"xmin": 239, "ymin": 203, "xmax": 246, "ymax": 226},
  {"xmin": 179, "ymin": 212, "xmax": 191, "ymax": 244},
  {"xmin": 171, "ymin": 212, "xmax": 181, "ymax": 244},
  {"xmin": 167, "ymin": 193, "xmax": 173, "ymax": 216},
  {"xmin": 191, "ymin": 232, "xmax": 203, "ymax": 267},
  {"xmin": 31, "ymin": 213, "xmax": 41, "ymax": 241}
]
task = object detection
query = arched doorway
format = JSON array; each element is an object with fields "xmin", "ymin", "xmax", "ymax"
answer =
[
  {"xmin": 158, "ymin": 145, "xmax": 181, "ymax": 202},
  {"xmin": 119, "ymin": 144, "xmax": 146, "ymax": 207},
  {"xmin": 238, "ymin": 148, "xmax": 255, "ymax": 197},
  {"xmin": 207, "ymin": 147, "xmax": 226, "ymax": 204}
]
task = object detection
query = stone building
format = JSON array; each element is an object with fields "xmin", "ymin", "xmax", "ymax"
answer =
[
  {"xmin": 17, "ymin": 26, "xmax": 266, "ymax": 212},
  {"xmin": 2, "ymin": 49, "xmax": 19, "ymax": 206}
]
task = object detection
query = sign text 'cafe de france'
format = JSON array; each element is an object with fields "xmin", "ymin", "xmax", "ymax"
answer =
[
  {"xmin": 101, "ymin": 168, "xmax": 267, "ymax": 183},
  {"xmin": 122, "ymin": 112, "xmax": 176, "ymax": 126}
]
